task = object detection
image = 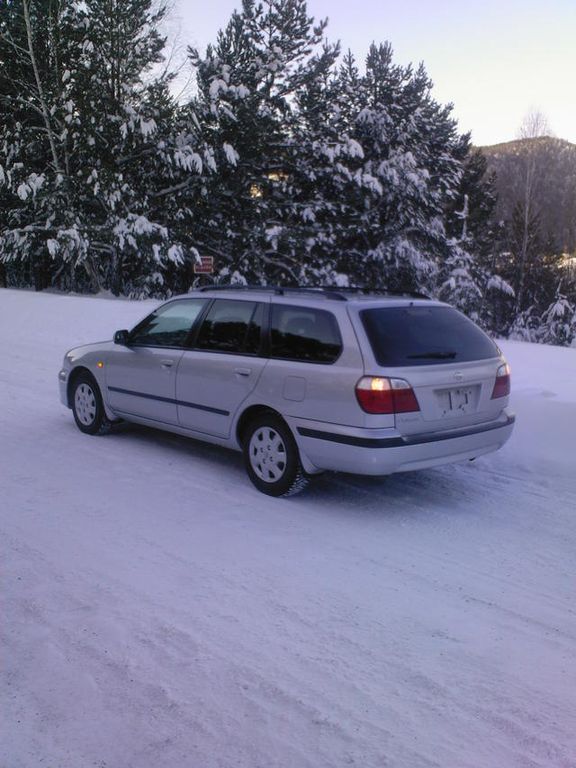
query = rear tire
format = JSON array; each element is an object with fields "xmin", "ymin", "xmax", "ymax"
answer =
[
  {"xmin": 71, "ymin": 372, "xmax": 113, "ymax": 436},
  {"xmin": 243, "ymin": 414, "xmax": 309, "ymax": 497}
]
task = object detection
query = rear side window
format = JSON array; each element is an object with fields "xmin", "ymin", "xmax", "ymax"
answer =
[
  {"xmin": 270, "ymin": 305, "xmax": 342, "ymax": 363},
  {"xmin": 361, "ymin": 305, "xmax": 499, "ymax": 366},
  {"xmin": 129, "ymin": 299, "xmax": 207, "ymax": 348},
  {"xmin": 196, "ymin": 299, "xmax": 264, "ymax": 354}
]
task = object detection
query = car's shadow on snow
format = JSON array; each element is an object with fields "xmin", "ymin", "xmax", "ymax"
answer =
[
  {"xmin": 102, "ymin": 421, "xmax": 490, "ymax": 518},
  {"xmin": 308, "ymin": 464, "xmax": 489, "ymax": 517},
  {"xmin": 106, "ymin": 420, "xmax": 245, "ymax": 469}
]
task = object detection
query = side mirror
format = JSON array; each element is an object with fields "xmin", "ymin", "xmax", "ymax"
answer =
[{"xmin": 114, "ymin": 329, "xmax": 130, "ymax": 345}]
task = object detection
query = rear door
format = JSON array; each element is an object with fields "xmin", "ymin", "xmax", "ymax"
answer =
[
  {"xmin": 176, "ymin": 299, "xmax": 268, "ymax": 437},
  {"xmin": 256, "ymin": 302, "xmax": 365, "ymax": 426},
  {"xmin": 357, "ymin": 303, "xmax": 504, "ymax": 435}
]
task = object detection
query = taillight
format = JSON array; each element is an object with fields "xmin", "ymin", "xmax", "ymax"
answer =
[
  {"xmin": 355, "ymin": 377, "xmax": 420, "ymax": 414},
  {"xmin": 491, "ymin": 363, "xmax": 511, "ymax": 399}
]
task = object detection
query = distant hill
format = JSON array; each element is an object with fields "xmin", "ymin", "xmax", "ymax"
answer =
[
  {"xmin": 480, "ymin": 136, "xmax": 576, "ymax": 158},
  {"xmin": 478, "ymin": 137, "xmax": 576, "ymax": 254}
]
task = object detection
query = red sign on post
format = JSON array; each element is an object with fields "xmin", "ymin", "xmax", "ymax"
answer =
[{"xmin": 194, "ymin": 256, "xmax": 214, "ymax": 275}]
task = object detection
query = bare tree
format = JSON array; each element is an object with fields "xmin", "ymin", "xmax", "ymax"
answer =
[
  {"xmin": 517, "ymin": 110, "xmax": 551, "ymax": 142},
  {"xmin": 511, "ymin": 110, "xmax": 553, "ymax": 312},
  {"xmin": 22, "ymin": 0, "xmax": 62, "ymax": 172}
]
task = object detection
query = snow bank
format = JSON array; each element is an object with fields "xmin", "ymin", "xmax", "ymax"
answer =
[{"xmin": 497, "ymin": 338, "xmax": 576, "ymax": 479}]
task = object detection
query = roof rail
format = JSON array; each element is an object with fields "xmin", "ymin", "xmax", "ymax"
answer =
[
  {"xmin": 319, "ymin": 286, "xmax": 431, "ymax": 300},
  {"xmin": 196, "ymin": 284, "xmax": 430, "ymax": 301},
  {"xmin": 196, "ymin": 285, "xmax": 348, "ymax": 301}
]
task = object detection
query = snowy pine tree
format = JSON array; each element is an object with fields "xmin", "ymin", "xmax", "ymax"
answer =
[
  {"xmin": 0, "ymin": 0, "xmax": 208, "ymax": 295},
  {"xmin": 537, "ymin": 292, "xmax": 576, "ymax": 346},
  {"xmin": 440, "ymin": 142, "xmax": 514, "ymax": 327},
  {"xmin": 189, "ymin": 0, "xmax": 362, "ymax": 285},
  {"xmin": 0, "ymin": 0, "xmax": 72, "ymax": 290},
  {"xmin": 331, "ymin": 44, "xmax": 461, "ymax": 291}
]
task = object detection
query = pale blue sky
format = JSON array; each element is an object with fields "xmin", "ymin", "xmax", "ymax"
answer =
[{"xmin": 171, "ymin": 0, "xmax": 576, "ymax": 145}]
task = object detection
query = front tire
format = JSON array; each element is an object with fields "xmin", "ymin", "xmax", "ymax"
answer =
[
  {"xmin": 71, "ymin": 372, "xmax": 113, "ymax": 435},
  {"xmin": 243, "ymin": 414, "xmax": 309, "ymax": 497}
]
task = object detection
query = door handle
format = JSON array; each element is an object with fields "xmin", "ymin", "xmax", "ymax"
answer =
[
  {"xmin": 161, "ymin": 359, "xmax": 174, "ymax": 368},
  {"xmin": 234, "ymin": 367, "xmax": 252, "ymax": 377}
]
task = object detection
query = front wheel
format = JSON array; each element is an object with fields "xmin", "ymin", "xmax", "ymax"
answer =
[
  {"xmin": 71, "ymin": 372, "xmax": 113, "ymax": 435},
  {"xmin": 243, "ymin": 415, "xmax": 309, "ymax": 497}
]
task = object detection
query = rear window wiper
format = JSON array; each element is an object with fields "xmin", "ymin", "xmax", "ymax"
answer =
[{"xmin": 406, "ymin": 351, "xmax": 458, "ymax": 360}]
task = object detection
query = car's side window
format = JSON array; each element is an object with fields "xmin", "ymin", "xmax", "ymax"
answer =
[
  {"xmin": 270, "ymin": 305, "xmax": 342, "ymax": 363},
  {"xmin": 195, "ymin": 299, "xmax": 264, "ymax": 355},
  {"xmin": 129, "ymin": 299, "xmax": 207, "ymax": 348}
]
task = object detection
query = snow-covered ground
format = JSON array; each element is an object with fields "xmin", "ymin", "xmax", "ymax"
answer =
[{"xmin": 1, "ymin": 287, "xmax": 576, "ymax": 768}]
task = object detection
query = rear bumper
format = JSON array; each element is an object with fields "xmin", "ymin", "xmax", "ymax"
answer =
[{"xmin": 293, "ymin": 411, "xmax": 515, "ymax": 475}]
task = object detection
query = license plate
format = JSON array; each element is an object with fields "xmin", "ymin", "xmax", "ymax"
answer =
[{"xmin": 438, "ymin": 387, "xmax": 475, "ymax": 416}]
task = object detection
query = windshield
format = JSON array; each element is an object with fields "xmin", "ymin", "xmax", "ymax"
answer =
[{"xmin": 360, "ymin": 305, "xmax": 499, "ymax": 367}]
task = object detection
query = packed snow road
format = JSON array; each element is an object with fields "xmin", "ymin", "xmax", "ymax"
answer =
[{"xmin": 1, "ymin": 288, "xmax": 576, "ymax": 768}]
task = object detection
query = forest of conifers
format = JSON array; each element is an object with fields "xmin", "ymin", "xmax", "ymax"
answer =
[{"xmin": 1, "ymin": 0, "xmax": 575, "ymax": 344}]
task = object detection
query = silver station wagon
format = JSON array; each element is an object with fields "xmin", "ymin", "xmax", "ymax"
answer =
[{"xmin": 59, "ymin": 286, "xmax": 515, "ymax": 496}]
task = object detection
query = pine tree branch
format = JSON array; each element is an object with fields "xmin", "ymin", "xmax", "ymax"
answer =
[{"xmin": 151, "ymin": 178, "xmax": 197, "ymax": 198}]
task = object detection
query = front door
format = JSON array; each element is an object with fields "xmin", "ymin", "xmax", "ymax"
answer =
[{"xmin": 106, "ymin": 298, "xmax": 208, "ymax": 424}]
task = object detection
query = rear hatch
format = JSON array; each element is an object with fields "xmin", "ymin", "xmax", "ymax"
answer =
[{"xmin": 358, "ymin": 303, "xmax": 506, "ymax": 436}]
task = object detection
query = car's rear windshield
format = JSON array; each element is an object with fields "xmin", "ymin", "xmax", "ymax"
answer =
[{"xmin": 360, "ymin": 305, "xmax": 499, "ymax": 367}]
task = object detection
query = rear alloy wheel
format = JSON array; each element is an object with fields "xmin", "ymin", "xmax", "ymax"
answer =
[
  {"xmin": 71, "ymin": 372, "xmax": 113, "ymax": 435},
  {"xmin": 243, "ymin": 415, "xmax": 309, "ymax": 497}
]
